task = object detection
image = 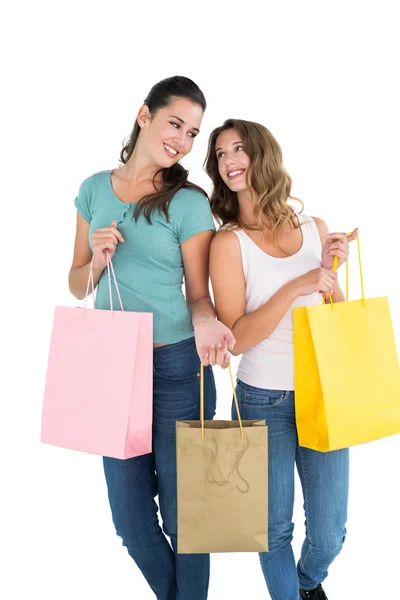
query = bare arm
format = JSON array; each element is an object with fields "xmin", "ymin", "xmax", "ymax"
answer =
[
  {"xmin": 210, "ymin": 231, "xmax": 299, "ymax": 355},
  {"xmin": 68, "ymin": 213, "xmax": 99, "ymax": 300},
  {"xmin": 182, "ymin": 230, "xmax": 235, "ymax": 366},
  {"xmin": 68, "ymin": 213, "xmax": 123, "ymax": 300},
  {"xmin": 209, "ymin": 231, "xmax": 337, "ymax": 356},
  {"xmin": 182, "ymin": 230, "xmax": 216, "ymax": 323}
]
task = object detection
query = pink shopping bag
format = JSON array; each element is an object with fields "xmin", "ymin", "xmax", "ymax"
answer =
[{"xmin": 41, "ymin": 257, "xmax": 153, "ymax": 459}]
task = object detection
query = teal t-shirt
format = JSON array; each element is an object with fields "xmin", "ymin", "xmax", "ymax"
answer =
[{"xmin": 74, "ymin": 170, "xmax": 216, "ymax": 344}]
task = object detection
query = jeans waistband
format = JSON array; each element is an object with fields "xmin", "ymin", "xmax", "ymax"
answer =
[
  {"xmin": 153, "ymin": 336, "xmax": 196, "ymax": 360},
  {"xmin": 237, "ymin": 378, "xmax": 293, "ymax": 395}
]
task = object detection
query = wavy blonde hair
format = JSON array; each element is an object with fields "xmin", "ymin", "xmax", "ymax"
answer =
[{"xmin": 205, "ymin": 119, "xmax": 303, "ymax": 246}]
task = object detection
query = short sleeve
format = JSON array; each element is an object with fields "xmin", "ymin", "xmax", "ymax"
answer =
[
  {"xmin": 171, "ymin": 188, "xmax": 216, "ymax": 244},
  {"xmin": 74, "ymin": 176, "xmax": 93, "ymax": 224}
]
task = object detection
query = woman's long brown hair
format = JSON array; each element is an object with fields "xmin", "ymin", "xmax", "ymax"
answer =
[{"xmin": 205, "ymin": 119, "xmax": 303, "ymax": 245}]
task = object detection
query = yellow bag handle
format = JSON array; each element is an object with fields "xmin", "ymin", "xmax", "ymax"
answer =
[
  {"xmin": 327, "ymin": 233, "xmax": 365, "ymax": 309},
  {"xmin": 200, "ymin": 362, "xmax": 245, "ymax": 440}
]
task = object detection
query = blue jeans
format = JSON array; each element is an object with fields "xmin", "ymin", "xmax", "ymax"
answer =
[
  {"xmin": 233, "ymin": 379, "xmax": 349, "ymax": 600},
  {"xmin": 103, "ymin": 337, "xmax": 216, "ymax": 600}
]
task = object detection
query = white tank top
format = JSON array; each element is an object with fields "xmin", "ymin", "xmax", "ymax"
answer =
[{"xmin": 233, "ymin": 214, "xmax": 323, "ymax": 391}]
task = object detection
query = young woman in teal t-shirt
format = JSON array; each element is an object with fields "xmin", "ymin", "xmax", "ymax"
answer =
[{"xmin": 69, "ymin": 76, "xmax": 235, "ymax": 600}]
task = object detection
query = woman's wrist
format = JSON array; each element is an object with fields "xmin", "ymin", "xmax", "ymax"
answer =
[
  {"xmin": 192, "ymin": 315, "xmax": 216, "ymax": 326},
  {"xmin": 190, "ymin": 297, "xmax": 216, "ymax": 326},
  {"xmin": 283, "ymin": 279, "xmax": 301, "ymax": 302}
]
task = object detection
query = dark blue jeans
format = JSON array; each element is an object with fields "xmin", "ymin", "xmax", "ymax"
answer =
[
  {"xmin": 103, "ymin": 337, "xmax": 216, "ymax": 600},
  {"xmin": 233, "ymin": 379, "xmax": 349, "ymax": 600}
]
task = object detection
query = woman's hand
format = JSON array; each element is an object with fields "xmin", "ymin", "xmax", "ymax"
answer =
[
  {"xmin": 91, "ymin": 220, "xmax": 124, "ymax": 270},
  {"xmin": 321, "ymin": 228, "xmax": 358, "ymax": 270},
  {"xmin": 193, "ymin": 317, "xmax": 236, "ymax": 368},
  {"xmin": 292, "ymin": 267, "xmax": 338, "ymax": 298}
]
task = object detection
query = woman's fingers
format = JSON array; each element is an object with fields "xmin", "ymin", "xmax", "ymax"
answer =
[
  {"xmin": 94, "ymin": 227, "xmax": 124, "ymax": 243},
  {"xmin": 224, "ymin": 332, "xmax": 236, "ymax": 352},
  {"xmin": 93, "ymin": 241, "xmax": 117, "ymax": 253},
  {"xmin": 200, "ymin": 338, "xmax": 233, "ymax": 369},
  {"xmin": 326, "ymin": 232, "xmax": 348, "ymax": 241},
  {"xmin": 326, "ymin": 238, "xmax": 346, "ymax": 249},
  {"xmin": 221, "ymin": 353, "xmax": 231, "ymax": 369},
  {"xmin": 94, "ymin": 230, "xmax": 124, "ymax": 244},
  {"xmin": 328, "ymin": 248, "xmax": 347, "ymax": 259},
  {"xmin": 114, "ymin": 229, "xmax": 125, "ymax": 243},
  {"xmin": 207, "ymin": 347, "xmax": 217, "ymax": 367},
  {"xmin": 97, "ymin": 243, "xmax": 116, "ymax": 252},
  {"xmin": 202, "ymin": 352, "xmax": 210, "ymax": 367},
  {"xmin": 201, "ymin": 349, "xmax": 231, "ymax": 369},
  {"xmin": 347, "ymin": 228, "xmax": 359, "ymax": 241},
  {"xmin": 321, "ymin": 274, "xmax": 336, "ymax": 293},
  {"xmin": 93, "ymin": 236, "xmax": 117, "ymax": 247},
  {"xmin": 215, "ymin": 343, "xmax": 226, "ymax": 367}
]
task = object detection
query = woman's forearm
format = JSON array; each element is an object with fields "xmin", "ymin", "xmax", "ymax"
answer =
[
  {"xmin": 189, "ymin": 296, "xmax": 216, "ymax": 325},
  {"xmin": 231, "ymin": 278, "xmax": 344, "ymax": 356},
  {"xmin": 229, "ymin": 281, "xmax": 299, "ymax": 356},
  {"xmin": 68, "ymin": 262, "xmax": 104, "ymax": 300}
]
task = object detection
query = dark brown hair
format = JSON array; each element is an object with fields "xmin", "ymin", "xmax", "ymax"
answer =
[
  {"xmin": 205, "ymin": 119, "xmax": 303, "ymax": 244},
  {"xmin": 120, "ymin": 76, "xmax": 207, "ymax": 223}
]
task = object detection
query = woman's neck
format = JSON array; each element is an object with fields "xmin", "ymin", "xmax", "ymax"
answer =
[
  {"xmin": 120, "ymin": 144, "xmax": 163, "ymax": 186},
  {"xmin": 237, "ymin": 188, "xmax": 279, "ymax": 230},
  {"xmin": 237, "ymin": 188, "xmax": 263, "ymax": 228}
]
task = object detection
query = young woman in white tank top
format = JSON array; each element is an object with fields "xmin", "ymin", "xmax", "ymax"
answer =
[{"xmin": 205, "ymin": 119, "xmax": 357, "ymax": 600}]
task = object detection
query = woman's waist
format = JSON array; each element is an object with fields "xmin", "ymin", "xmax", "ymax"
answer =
[
  {"xmin": 241, "ymin": 336, "xmax": 295, "ymax": 362},
  {"xmin": 96, "ymin": 279, "xmax": 188, "ymax": 311},
  {"xmin": 238, "ymin": 345, "xmax": 295, "ymax": 390}
]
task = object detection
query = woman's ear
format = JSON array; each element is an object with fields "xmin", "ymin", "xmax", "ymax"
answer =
[{"xmin": 137, "ymin": 104, "xmax": 151, "ymax": 129}]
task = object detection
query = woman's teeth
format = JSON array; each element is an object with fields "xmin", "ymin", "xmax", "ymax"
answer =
[
  {"xmin": 164, "ymin": 143, "xmax": 177, "ymax": 156},
  {"xmin": 228, "ymin": 170, "xmax": 244, "ymax": 178}
]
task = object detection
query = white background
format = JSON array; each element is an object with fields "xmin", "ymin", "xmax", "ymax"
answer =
[{"xmin": 2, "ymin": 1, "xmax": 399, "ymax": 598}]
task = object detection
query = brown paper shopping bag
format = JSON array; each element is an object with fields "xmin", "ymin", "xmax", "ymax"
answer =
[{"xmin": 177, "ymin": 365, "xmax": 268, "ymax": 553}]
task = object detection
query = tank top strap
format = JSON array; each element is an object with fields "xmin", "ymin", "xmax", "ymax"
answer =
[{"xmin": 298, "ymin": 213, "xmax": 322, "ymax": 255}]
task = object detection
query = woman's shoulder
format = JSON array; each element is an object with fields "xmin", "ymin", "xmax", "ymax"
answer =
[
  {"xmin": 298, "ymin": 211, "xmax": 327, "ymax": 229},
  {"xmin": 211, "ymin": 227, "xmax": 241, "ymax": 251},
  {"xmin": 299, "ymin": 214, "xmax": 328, "ymax": 247},
  {"xmin": 79, "ymin": 170, "xmax": 112, "ymax": 190},
  {"xmin": 74, "ymin": 170, "xmax": 114, "ymax": 222},
  {"xmin": 172, "ymin": 186, "xmax": 208, "ymax": 205},
  {"xmin": 308, "ymin": 215, "xmax": 328, "ymax": 235},
  {"xmin": 169, "ymin": 186, "xmax": 211, "ymax": 220}
]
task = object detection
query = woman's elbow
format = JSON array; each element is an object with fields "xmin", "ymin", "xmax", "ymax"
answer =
[
  {"xmin": 231, "ymin": 347, "xmax": 242, "ymax": 357},
  {"xmin": 230, "ymin": 336, "xmax": 245, "ymax": 356},
  {"xmin": 68, "ymin": 271, "xmax": 85, "ymax": 301}
]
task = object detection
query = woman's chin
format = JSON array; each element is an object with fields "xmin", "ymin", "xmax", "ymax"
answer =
[
  {"xmin": 226, "ymin": 180, "xmax": 247, "ymax": 193},
  {"xmin": 157, "ymin": 155, "xmax": 179, "ymax": 169}
]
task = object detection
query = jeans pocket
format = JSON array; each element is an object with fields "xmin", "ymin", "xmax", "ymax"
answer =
[
  {"xmin": 236, "ymin": 381, "xmax": 286, "ymax": 408},
  {"xmin": 153, "ymin": 349, "xmax": 201, "ymax": 383}
]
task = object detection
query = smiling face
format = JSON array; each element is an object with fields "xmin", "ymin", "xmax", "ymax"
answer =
[
  {"xmin": 137, "ymin": 96, "xmax": 203, "ymax": 168},
  {"xmin": 215, "ymin": 128, "xmax": 251, "ymax": 193}
]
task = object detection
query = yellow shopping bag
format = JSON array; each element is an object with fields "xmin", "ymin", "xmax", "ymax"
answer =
[{"xmin": 293, "ymin": 237, "xmax": 400, "ymax": 451}]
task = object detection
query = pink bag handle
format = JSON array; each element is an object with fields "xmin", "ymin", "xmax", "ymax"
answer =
[
  {"xmin": 83, "ymin": 261, "xmax": 95, "ymax": 309},
  {"xmin": 83, "ymin": 251, "xmax": 124, "ymax": 315}
]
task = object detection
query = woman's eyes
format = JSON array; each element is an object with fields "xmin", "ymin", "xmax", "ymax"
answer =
[
  {"xmin": 217, "ymin": 145, "xmax": 244, "ymax": 160},
  {"xmin": 169, "ymin": 122, "xmax": 196, "ymax": 138}
]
